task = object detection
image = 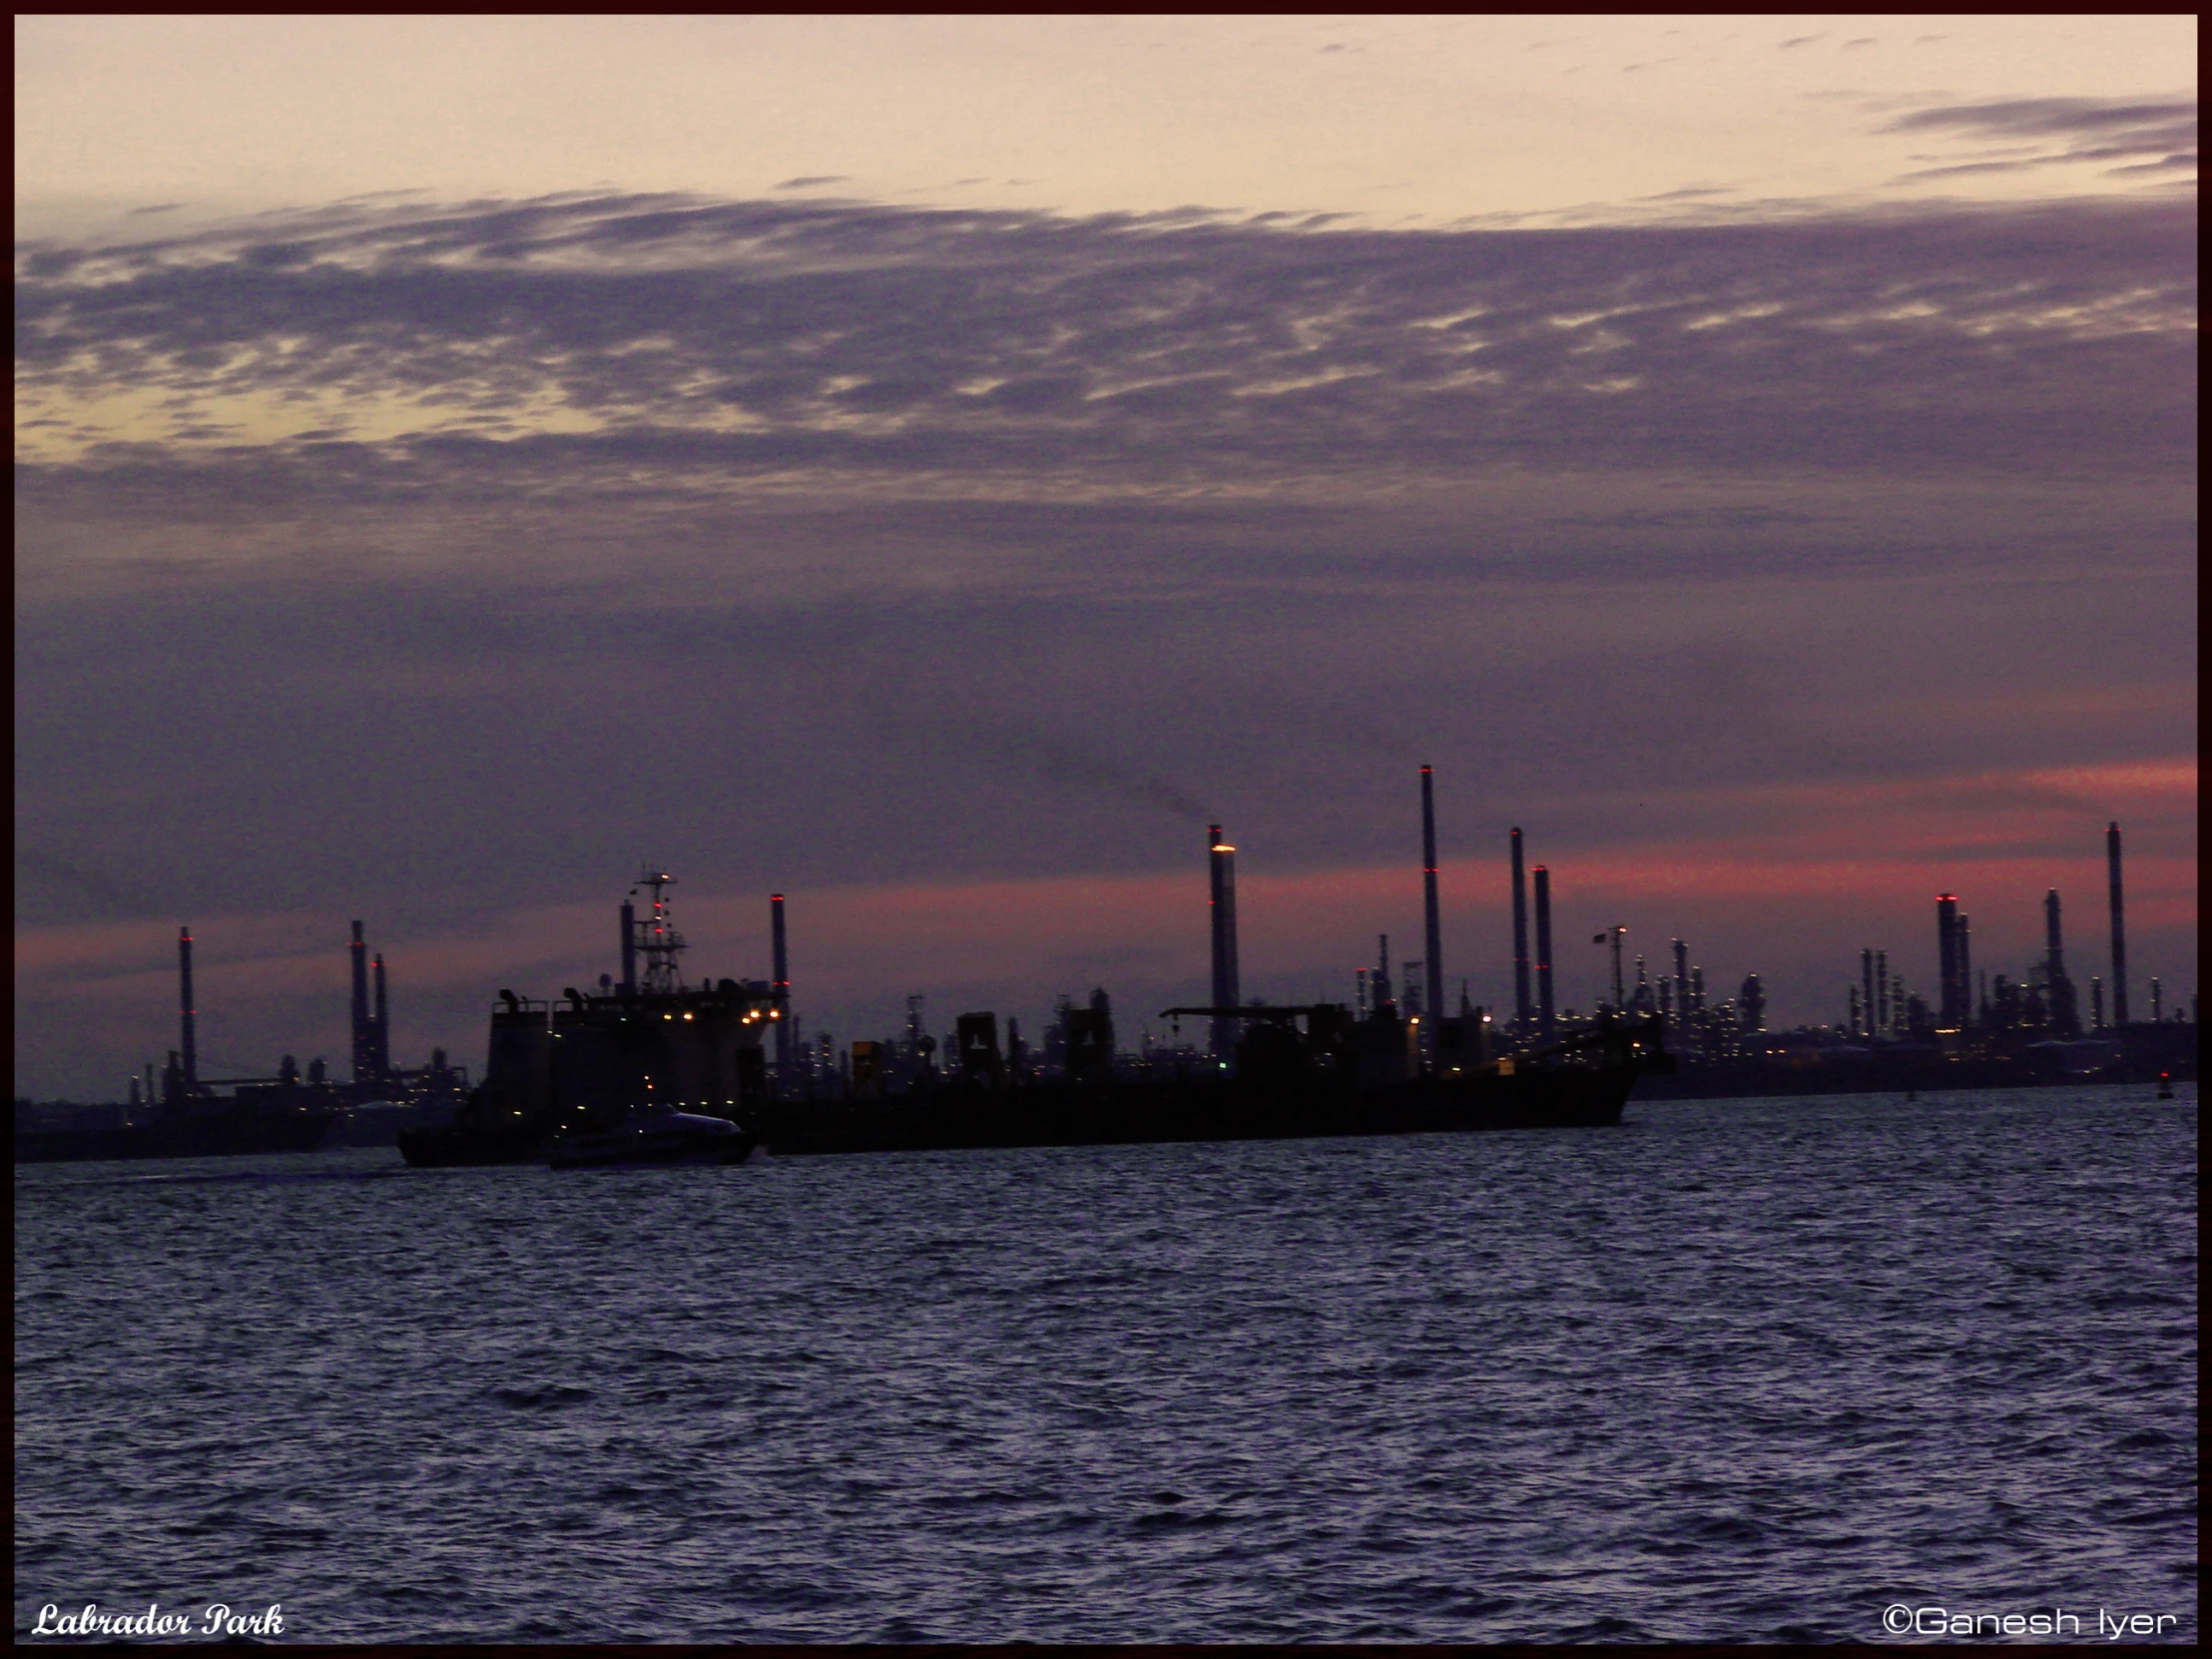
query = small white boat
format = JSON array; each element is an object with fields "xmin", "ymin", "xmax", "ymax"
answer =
[{"xmin": 546, "ymin": 1109, "xmax": 757, "ymax": 1170}]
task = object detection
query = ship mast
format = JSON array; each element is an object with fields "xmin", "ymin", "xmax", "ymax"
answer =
[{"xmin": 629, "ymin": 867, "xmax": 687, "ymax": 993}]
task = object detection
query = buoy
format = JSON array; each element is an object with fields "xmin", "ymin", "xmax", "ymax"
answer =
[{"xmin": 2156, "ymin": 1072, "xmax": 2173, "ymax": 1100}]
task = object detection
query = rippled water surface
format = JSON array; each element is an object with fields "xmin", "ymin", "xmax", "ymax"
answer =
[{"xmin": 16, "ymin": 1084, "xmax": 2197, "ymax": 1642}]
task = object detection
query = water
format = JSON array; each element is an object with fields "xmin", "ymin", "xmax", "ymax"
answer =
[{"xmin": 16, "ymin": 1084, "xmax": 2197, "ymax": 1643}]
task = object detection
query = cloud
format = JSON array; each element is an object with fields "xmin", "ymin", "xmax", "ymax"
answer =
[
  {"xmin": 1883, "ymin": 96, "xmax": 2197, "ymax": 182},
  {"xmin": 14, "ymin": 192, "xmax": 2195, "ymax": 507},
  {"xmin": 774, "ymin": 175, "xmax": 852, "ymax": 190}
]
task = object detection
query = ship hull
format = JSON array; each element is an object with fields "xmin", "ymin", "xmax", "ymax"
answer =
[
  {"xmin": 14, "ymin": 1110, "xmax": 333, "ymax": 1165},
  {"xmin": 395, "ymin": 1122, "xmax": 547, "ymax": 1168},
  {"xmin": 761, "ymin": 1062, "xmax": 1636, "ymax": 1157}
]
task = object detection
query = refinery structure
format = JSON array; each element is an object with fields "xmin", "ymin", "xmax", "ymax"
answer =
[{"xmin": 13, "ymin": 781, "xmax": 2196, "ymax": 1154}]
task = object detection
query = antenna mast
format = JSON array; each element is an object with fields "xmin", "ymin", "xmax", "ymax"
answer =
[{"xmin": 629, "ymin": 867, "xmax": 687, "ymax": 993}]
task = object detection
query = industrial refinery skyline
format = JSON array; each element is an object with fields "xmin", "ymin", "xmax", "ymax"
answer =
[
  {"xmin": 19, "ymin": 789, "xmax": 2191, "ymax": 1103},
  {"xmin": 14, "ymin": 17, "xmax": 2197, "ymax": 1095}
]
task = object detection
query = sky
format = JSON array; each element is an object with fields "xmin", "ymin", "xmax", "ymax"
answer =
[{"xmin": 14, "ymin": 15, "xmax": 2197, "ymax": 1095}]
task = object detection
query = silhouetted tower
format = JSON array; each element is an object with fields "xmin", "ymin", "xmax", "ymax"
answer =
[
  {"xmin": 619, "ymin": 896, "xmax": 638, "ymax": 994},
  {"xmin": 370, "ymin": 951, "xmax": 391, "ymax": 1081},
  {"xmin": 770, "ymin": 893, "xmax": 793, "ymax": 1075},
  {"xmin": 2106, "ymin": 822, "xmax": 2130, "ymax": 1025},
  {"xmin": 1533, "ymin": 866, "xmax": 1555, "ymax": 1039},
  {"xmin": 1956, "ymin": 913, "xmax": 1972, "ymax": 1025},
  {"xmin": 2150, "ymin": 977, "xmax": 2162, "ymax": 1022},
  {"xmin": 629, "ymin": 868, "xmax": 686, "ymax": 994},
  {"xmin": 1740, "ymin": 973, "xmax": 1766, "ymax": 1033},
  {"xmin": 349, "ymin": 919, "xmax": 372, "ymax": 1084},
  {"xmin": 1847, "ymin": 982, "xmax": 1862, "ymax": 1036},
  {"xmin": 1673, "ymin": 937, "xmax": 1690, "ymax": 1029},
  {"xmin": 1861, "ymin": 948, "xmax": 1876, "ymax": 1038},
  {"xmin": 1208, "ymin": 826, "xmax": 1240, "ymax": 1062},
  {"xmin": 1375, "ymin": 934, "xmax": 1393, "ymax": 1009},
  {"xmin": 1936, "ymin": 894, "xmax": 1963, "ymax": 1027},
  {"xmin": 178, "ymin": 925, "xmax": 199, "ymax": 1090},
  {"xmin": 2044, "ymin": 888, "xmax": 2080, "ymax": 1036},
  {"xmin": 1419, "ymin": 766, "xmax": 1443, "ymax": 1046},
  {"xmin": 2089, "ymin": 975, "xmax": 2104, "ymax": 1032},
  {"xmin": 1509, "ymin": 828, "xmax": 1532, "ymax": 1028}
]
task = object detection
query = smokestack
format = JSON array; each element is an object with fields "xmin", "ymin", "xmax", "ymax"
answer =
[
  {"xmin": 1956, "ymin": 914, "xmax": 1972, "ymax": 1028},
  {"xmin": 348, "ymin": 919, "xmax": 370, "ymax": 1084},
  {"xmin": 1936, "ymin": 895, "xmax": 1961, "ymax": 1027},
  {"xmin": 1509, "ymin": 829, "xmax": 1531, "ymax": 1028},
  {"xmin": 1533, "ymin": 866, "xmax": 1554, "ymax": 1039},
  {"xmin": 1208, "ymin": 826, "xmax": 1240, "ymax": 1063},
  {"xmin": 771, "ymin": 893, "xmax": 793, "ymax": 1075},
  {"xmin": 620, "ymin": 898, "xmax": 638, "ymax": 995},
  {"xmin": 1419, "ymin": 767, "xmax": 1443, "ymax": 1047},
  {"xmin": 2106, "ymin": 822, "xmax": 2129, "ymax": 1026},
  {"xmin": 178, "ymin": 926, "xmax": 198, "ymax": 1087},
  {"xmin": 371, "ymin": 952, "xmax": 390, "ymax": 1081},
  {"xmin": 2044, "ymin": 888, "xmax": 2079, "ymax": 1036}
]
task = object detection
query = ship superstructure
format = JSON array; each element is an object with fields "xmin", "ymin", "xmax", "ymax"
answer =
[{"xmin": 399, "ymin": 869, "xmax": 777, "ymax": 1166}]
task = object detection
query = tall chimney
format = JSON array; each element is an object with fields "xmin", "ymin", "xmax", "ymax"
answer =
[
  {"xmin": 620, "ymin": 898, "xmax": 638, "ymax": 995},
  {"xmin": 1208, "ymin": 826, "xmax": 1241, "ymax": 1063},
  {"xmin": 1419, "ymin": 767, "xmax": 1443, "ymax": 1047},
  {"xmin": 2106, "ymin": 822, "xmax": 2130, "ymax": 1026},
  {"xmin": 2044, "ymin": 888, "xmax": 2079, "ymax": 1036},
  {"xmin": 1936, "ymin": 895, "xmax": 1961, "ymax": 1027},
  {"xmin": 178, "ymin": 926, "xmax": 199, "ymax": 1088},
  {"xmin": 771, "ymin": 893, "xmax": 793, "ymax": 1076},
  {"xmin": 348, "ymin": 919, "xmax": 370, "ymax": 1084},
  {"xmin": 371, "ymin": 951, "xmax": 391, "ymax": 1081},
  {"xmin": 1509, "ymin": 829, "xmax": 1532, "ymax": 1029},
  {"xmin": 1533, "ymin": 866, "xmax": 1555, "ymax": 1039}
]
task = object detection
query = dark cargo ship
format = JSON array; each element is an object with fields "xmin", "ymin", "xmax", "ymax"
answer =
[
  {"xmin": 399, "ymin": 871, "xmax": 770, "ymax": 1169},
  {"xmin": 403, "ymin": 838, "xmax": 1672, "ymax": 1168},
  {"xmin": 758, "ymin": 1002, "xmax": 1668, "ymax": 1157}
]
